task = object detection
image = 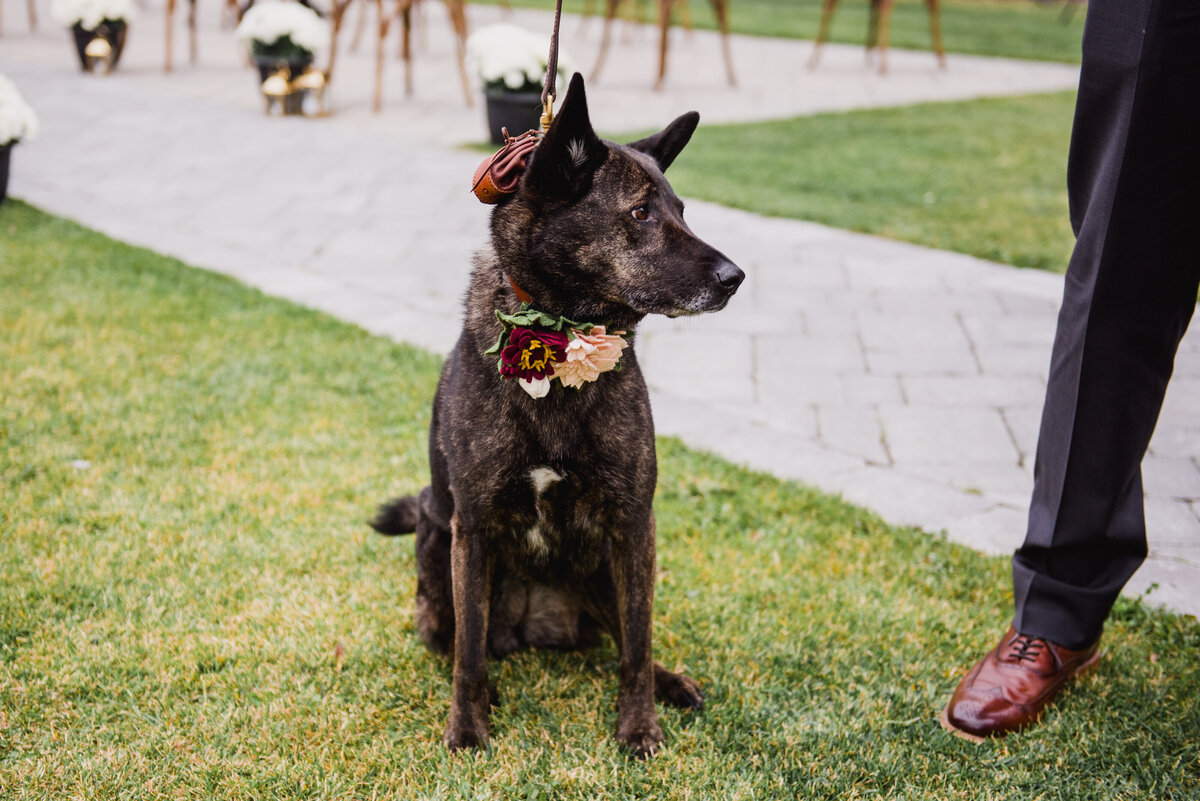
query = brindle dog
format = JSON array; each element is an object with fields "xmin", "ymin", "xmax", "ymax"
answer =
[{"xmin": 370, "ymin": 74, "xmax": 744, "ymax": 758}]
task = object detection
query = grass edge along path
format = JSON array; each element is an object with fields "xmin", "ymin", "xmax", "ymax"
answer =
[
  {"xmin": 1, "ymin": 201, "xmax": 1197, "ymax": 800},
  {"xmin": 476, "ymin": 0, "xmax": 1085, "ymax": 64},
  {"xmin": 654, "ymin": 90, "xmax": 1079, "ymax": 273}
]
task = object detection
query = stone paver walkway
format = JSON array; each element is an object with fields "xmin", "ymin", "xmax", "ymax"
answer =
[{"xmin": 4, "ymin": 3, "xmax": 1198, "ymax": 617}]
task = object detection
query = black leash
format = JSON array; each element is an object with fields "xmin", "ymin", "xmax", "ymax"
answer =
[
  {"xmin": 472, "ymin": 0, "xmax": 565, "ymax": 203},
  {"xmin": 539, "ymin": 0, "xmax": 564, "ymax": 131}
]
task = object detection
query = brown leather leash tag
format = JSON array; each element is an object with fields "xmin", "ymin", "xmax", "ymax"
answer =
[
  {"xmin": 472, "ymin": 128, "xmax": 541, "ymax": 204},
  {"xmin": 472, "ymin": 0, "xmax": 562, "ymax": 205}
]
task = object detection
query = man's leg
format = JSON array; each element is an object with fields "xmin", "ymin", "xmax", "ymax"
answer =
[
  {"xmin": 944, "ymin": 0, "xmax": 1200, "ymax": 740},
  {"xmin": 1015, "ymin": 0, "xmax": 1200, "ymax": 650}
]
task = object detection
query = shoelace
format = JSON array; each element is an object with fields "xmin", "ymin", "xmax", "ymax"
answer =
[{"xmin": 1005, "ymin": 635, "xmax": 1047, "ymax": 664}]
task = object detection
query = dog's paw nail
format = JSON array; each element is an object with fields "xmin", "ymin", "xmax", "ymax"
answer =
[
  {"xmin": 618, "ymin": 721, "xmax": 664, "ymax": 759},
  {"xmin": 623, "ymin": 734, "xmax": 662, "ymax": 760}
]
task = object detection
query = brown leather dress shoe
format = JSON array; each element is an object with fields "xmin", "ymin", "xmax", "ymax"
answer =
[{"xmin": 941, "ymin": 625, "xmax": 1102, "ymax": 742}]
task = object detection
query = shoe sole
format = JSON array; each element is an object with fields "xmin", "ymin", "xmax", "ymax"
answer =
[
  {"xmin": 939, "ymin": 704, "xmax": 986, "ymax": 743},
  {"xmin": 938, "ymin": 648, "xmax": 1104, "ymax": 744}
]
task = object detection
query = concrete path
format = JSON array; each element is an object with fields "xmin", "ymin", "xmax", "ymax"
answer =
[{"xmin": 4, "ymin": 3, "xmax": 1199, "ymax": 617}]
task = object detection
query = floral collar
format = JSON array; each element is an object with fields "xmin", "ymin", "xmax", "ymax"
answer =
[{"xmin": 484, "ymin": 296, "xmax": 630, "ymax": 399}]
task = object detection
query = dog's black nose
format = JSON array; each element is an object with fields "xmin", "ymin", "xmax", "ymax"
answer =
[{"xmin": 713, "ymin": 259, "xmax": 745, "ymax": 293}]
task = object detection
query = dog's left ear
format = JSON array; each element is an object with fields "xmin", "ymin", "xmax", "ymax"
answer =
[
  {"xmin": 627, "ymin": 111, "xmax": 700, "ymax": 173},
  {"xmin": 525, "ymin": 73, "xmax": 608, "ymax": 198}
]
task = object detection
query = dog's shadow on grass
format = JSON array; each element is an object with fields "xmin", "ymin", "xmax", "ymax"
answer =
[{"xmin": 375, "ymin": 639, "xmax": 714, "ymax": 748}]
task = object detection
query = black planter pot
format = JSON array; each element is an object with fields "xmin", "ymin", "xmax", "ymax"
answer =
[
  {"xmin": 0, "ymin": 144, "xmax": 11, "ymax": 205},
  {"xmin": 72, "ymin": 20, "xmax": 127, "ymax": 73},
  {"xmin": 253, "ymin": 53, "xmax": 314, "ymax": 84},
  {"xmin": 484, "ymin": 91, "xmax": 542, "ymax": 145},
  {"xmin": 253, "ymin": 54, "xmax": 315, "ymax": 115}
]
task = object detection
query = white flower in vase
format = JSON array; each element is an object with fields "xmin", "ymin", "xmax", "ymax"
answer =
[
  {"xmin": 236, "ymin": 1, "xmax": 330, "ymax": 62},
  {"xmin": 50, "ymin": 0, "xmax": 137, "ymax": 31},
  {"xmin": 0, "ymin": 75, "xmax": 39, "ymax": 148},
  {"xmin": 466, "ymin": 23, "xmax": 573, "ymax": 96}
]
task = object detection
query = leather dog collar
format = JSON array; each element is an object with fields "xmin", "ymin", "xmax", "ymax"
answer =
[{"xmin": 506, "ymin": 273, "xmax": 534, "ymax": 305}]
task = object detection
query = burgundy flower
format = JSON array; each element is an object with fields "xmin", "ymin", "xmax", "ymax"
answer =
[{"xmin": 499, "ymin": 327, "xmax": 568, "ymax": 381}]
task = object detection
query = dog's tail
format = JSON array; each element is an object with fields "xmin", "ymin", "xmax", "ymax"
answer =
[{"xmin": 369, "ymin": 496, "xmax": 419, "ymax": 536}]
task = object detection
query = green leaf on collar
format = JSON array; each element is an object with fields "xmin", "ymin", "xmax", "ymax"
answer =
[{"xmin": 493, "ymin": 303, "xmax": 597, "ymax": 335}]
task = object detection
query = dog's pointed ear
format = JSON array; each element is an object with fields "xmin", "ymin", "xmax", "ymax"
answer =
[
  {"xmin": 525, "ymin": 73, "xmax": 607, "ymax": 198},
  {"xmin": 626, "ymin": 111, "xmax": 700, "ymax": 173}
]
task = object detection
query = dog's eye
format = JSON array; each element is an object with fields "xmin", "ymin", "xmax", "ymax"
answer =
[{"xmin": 631, "ymin": 207, "xmax": 649, "ymax": 221}]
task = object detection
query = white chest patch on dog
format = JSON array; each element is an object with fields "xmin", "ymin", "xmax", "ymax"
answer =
[
  {"xmin": 525, "ymin": 523, "xmax": 549, "ymax": 556},
  {"xmin": 529, "ymin": 466, "xmax": 563, "ymax": 496}
]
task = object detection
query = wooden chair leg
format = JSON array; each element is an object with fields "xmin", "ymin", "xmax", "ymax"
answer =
[
  {"xmin": 808, "ymin": 0, "xmax": 839, "ymax": 70},
  {"xmin": 590, "ymin": 0, "xmax": 621, "ymax": 83},
  {"xmin": 373, "ymin": 0, "xmax": 388, "ymax": 111},
  {"xmin": 875, "ymin": 0, "xmax": 895, "ymax": 74},
  {"xmin": 444, "ymin": 0, "xmax": 474, "ymax": 107},
  {"xmin": 27, "ymin": 0, "xmax": 38, "ymax": 31},
  {"xmin": 351, "ymin": 0, "xmax": 369, "ymax": 52},
  {"xmin": 711, "ymin": 0, "xmax": 735, "ymax": 87},
  {"xmin": 325, "ymin": 0, "xmax": 352, "ymax": 86},
  {"xmin": 165, "ymin": 0, "xmax": 176, "ymax": 72},
  {"xmin": 397, "ymin": 0, "xmax": 408, "ymax": 58},
  {"xmin": 653, "ymin": 0, "xmax": 671, "ymax": 91},
  {"xmin": 926, "ymin": 0, "xmax": 946, "ymax": 69},
  {"xmin": 865, "ymin": 0, "xmax": 880, "ymax": 65},
  {"xmin": 399, "ymin": 0, "xmax": 423, "ymax": 60},
  {"xmin": 188, "ymin": 0, "xmax": 198, "ymax": 65},
  {"xmin": 400, "ymin": 3, "xmax": 413, "ymax": 98}
]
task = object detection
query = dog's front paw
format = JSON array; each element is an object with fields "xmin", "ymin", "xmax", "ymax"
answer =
[
  {"xmin": 616, "ymin": 715, "xmax": 664, "ymax": 759},
  {"xmin": 444, "ymin": 719, "xmax": 489, "ymax": 752},
  {"xmin": 654, "ymin": 665, "xmax": 704, "ymax": 710}
]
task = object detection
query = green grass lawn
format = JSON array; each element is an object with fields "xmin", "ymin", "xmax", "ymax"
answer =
[
  {"xmin": 3, "ymin": 201, "xmax": 1197, "ymax": 799},
  {"xmin": 641, "ymin": 90, "xmax": 1079, "ymax": 271},
  {"xmin": 484, "ymin": 0, "xmax": 1085, "ymax": 63}
]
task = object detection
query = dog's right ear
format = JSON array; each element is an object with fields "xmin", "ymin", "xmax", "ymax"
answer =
[
  {"xmin": 627, "ymin": 111, "xmax": 700, "ymax": 173},
  {"xmin": 525, "ymin": 73, "xmax": 608, "ymax": 199}
]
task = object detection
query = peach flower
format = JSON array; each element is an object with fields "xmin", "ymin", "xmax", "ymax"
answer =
[{"xmin": 553, "ymin": 326, "xmax": 628, "ymax": 389}]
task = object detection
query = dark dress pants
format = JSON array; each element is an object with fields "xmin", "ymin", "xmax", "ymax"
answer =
[{"xmin": 1012, "ymin": 0, "xmax": 1200, "ymax": 650}]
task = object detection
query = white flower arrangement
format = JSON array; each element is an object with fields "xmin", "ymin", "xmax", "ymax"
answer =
[
  {"xmin": 466, "ymin": 23, "xmax": 573, "ymax": 95},
  {"xmin": 236, "ymin": 1, "xmax": 329, "ymax": 60},
  {"xmin": 0, "ymin": 75, "xmax": 39, "ymax": 148},
  {"xmin": 50, "ymin": 0, "xmax": 137, "ymax": 30}
]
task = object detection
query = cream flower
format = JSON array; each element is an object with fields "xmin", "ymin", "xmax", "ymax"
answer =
[
  {"xmin": 465, "ymin": 23, "xmax": 573, "ymax": 93},
  {"xmin": 50, "ymin": 0, "xmax": 137, "ymax": 30},
  {"xmin": 235, "ymin": 1, "xmax": 329, "ymax": 55},
  {"xmin": 519, "ymin": 376, "xmax": 552, "ymax": 399},
  {"xmin": 553, "ymin": 327, "xmax": 627, "ymax": 389}
]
